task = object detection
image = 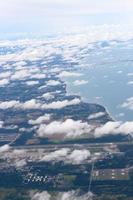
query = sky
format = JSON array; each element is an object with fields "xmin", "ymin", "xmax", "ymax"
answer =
[{"xmin": 0, "ymin": 0, "xmax": 133, "ymax": 38}]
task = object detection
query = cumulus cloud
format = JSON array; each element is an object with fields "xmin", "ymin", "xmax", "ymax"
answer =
[
  {"xmin": 94, "ymin": 121, "xmax": 133, "ymax": 137},
  {"xmin": 42, "ymin": 148, "xmax": 91, "ymax": 165},
  {"xmin": 73, "ymin": 80, "xmax": 88, "ymax": 86},
  {"xmin": 94, "ymin": 121, "xmax": 120, "ymax": 137},
  {"xmin": 37, "ymin": 119, "xmax": 92, "ymax": 140},
  {"xmin": 29, "ymin": 187, "xmax": 94, "ymax": 200},
  {"xmin": 121, "ymin": 97, "xmax": 133, "ymax": 110},
  {"xmin": 46, "ymin": 80, "xmax": 61, "ymax": 86},
  {"xmin": 0, "ymin": 144, "xmax": 11, "ymax": 153},
  {"xmin": 31, "ymin": 191, "xmax": 51, "ymax": 200},
  {"xmin": 31, "ymin": 190, "xmax": 93, "ymax": 200},
  {"xmin": 26, "ymin": 80, "xmax": 39, "ymax": 86},
  {"xmin": 20, "ymin": 99, "xmax": 41, "ymax": 109},
  {"xmin": 31, "ymin": 74, "xmax": 46, "ymax": 79},
  {"xmin": 42, "ymin": 98, "xmax": 81, "ymax": 109},
  {"xmin": 88, "ymin": 112, "xmax": 106, "ymax": 120},
  {"xmin": 0, "ymin": 79, "xmax": 10, "ymax": 86},
  {"xmin": 42, "ymin": 148, "xmax": 69, "ymax": 162},
  {"xmin": 59, "ymin": 71, "xmax": 82, "ymax": 78},
  {"xmin": 11, "ymin": 69, "xmax": 30, "ymax": 80},
  {"xmin": 67, "ymin": 149, "xmax": 91, "ymax": 165},
  {"xmin": 0, "ymin": 98, "xmax": 80, "ymax": 110},
  {"xmin": 0, "ymin": 100, "xmax": 20, "ymax": 109},
  {"xmin": 14, "ymin": 159, "xmax": 27, "ymax": 168},
  {"xmin": 28, "ymin": 114, "xmax": 51, "ymax": 125},
  {"xmin": 0, "ymin": 71, "xmax": 11, "ymax": 79},
  {"xmin": 42, "ymin": 92, "xmax": 54, "ymax": 100}
]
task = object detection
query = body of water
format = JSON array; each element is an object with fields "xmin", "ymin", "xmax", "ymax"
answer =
[{"xmin": 64, "ymin": 41, "xmax": 133, "ymax": 121}]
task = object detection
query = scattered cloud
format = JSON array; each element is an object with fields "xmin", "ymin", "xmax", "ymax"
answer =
[
  {"xmin": 94, "ymin": 121, "xmax": 133, "ymax": 137},
  {"xmin": 127, "ymin": 73, "xmax": 133, "ymax": 77},
  {"xmin": 0, "ymin": 98, "xmax": 80, "ymax": 110},
  {"xmin": 37, "ymin": 119, "xmax": 93, "ymax": 140},
  {"xmin": 59, "ymin": 71, "xmax": 82, "ymax": 78},
  {"xmin": 26, "ymin": 80, "xmax": 39, "ymax": 86},
  {"xmin": 42, "ymin": 148, "xmax": 69, "ymax": 162},
  {"xmin": 127, "ymin": 81, "xmax": 133, "ymax": 85},
  {"xmin": 42, "ymin": 93, "xmax": 54, "ymax": 100},
  {"xmin": 0, "ymin": 121, "xmax": 4, "ymax": 128},
  {"xmin": 0, "ymin": 79, "xmax": 9, "ymax": 86},
  {"xmin": 42, "ymin": 98, "xmax": 81, "ymax": 109},
  {"xmin": 0, "ymin": 100, "xmax": 20, "ymax": 109},
  {"xmin": 28, "ymin": 114, "xmax": 51, "ymax": 125},
  {"xmin": 46, "ymin": 80, "xmax": 61, "ymax": 86},
  {"xmin": 121, "ymin": 97, "xmax": 133, "ymax": 110},
  {"xmin": 73, "ymin": 80, "xmax": 88, "ymax": 86},
  {"xmin": 31, "ymin": 191, "xmax": 51, "ymax": 200},
  {"xmin": 67, "ymin": 149, "xmax": 91, "ymax": 165},
  {"xmin": 30, "ymin": 190, "xmax": 93, "ymax": 200},
  {"xmin": 0, "ymin": 144, "xmax": 11, "ymax": 153},
  {"xmin": 88, "ymin": 112, "xmax": 106, "ymax": 120},
  {"xmin": 42, "ymin": 148, "xmax": 91, "ymax": 165}
]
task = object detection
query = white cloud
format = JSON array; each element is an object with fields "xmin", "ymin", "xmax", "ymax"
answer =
[
  {"xmin": 26, "ymin": 80, "xmax": 39, "ymax": 86},
  {"xmin": 14, "ymin": 159, "xmax": 27, "ymax": 168},
  {"xmin": 59, "ymin": 71, "xmax": 82, "ymax": 78},
  {"xmin": 42, "ymin": 148, "xmax": 69, "ymax": 162},
  {"xmin": 94, "ymin": 121, "xmax": 133, "ymax": 137},
  {"xmin": 127, "ymin": 73, "xmax": 133, "ymax": 76},
  {"xmin": 57, "ymin": 190, "xmax": 93, "ymax": 200},
  {"xmin": 46, "ymin": 80, "xmax": 61, "ymax": 86},
  {"xmin": 116, "ymin": 121, "xmax": 133, "ymax": 135},
  {"xmin": 73, "ymin": 80, "xmax": 88, "ymax": 86},
  {"xmin": 31, "ymin": 74, "xmax": 46, "ymax": 79},
  {"xmin": 94, "ymin": 121, "xmax": 121, "ymax": 137},
  {"xmin": 31, "ymin": 190, "xmax": 92, "ymax": 200},
  {"xmin": 0, "ymin": 100, "xmax": 20, "ymax": 109},
  {"xmin": 88, "ymin": 112, "xmax": 106, "ymax": 120},
  {"xmin": 127, "ymin": 81, "xmax": 133, "ymax": 85},
  {"xmin": 28, "ymin": 114, "xmax": 51, "ymax": 125},
  {"xmin": 37, "ymin": 119, "xmax": 93, "ymax": 140},
  {"xmin": 42, "ymin": 148, "xmax": 91, "ymax": 165},
  {"xmin": 20, "ymin": 99, "xmax": 41, "ymax": 109},
  {"xmin": 117, "ymin": 70, "xmax": 123, "ymax": 74},
  {"xmin": 42, "ymin": 98, "xmax": 81, "ymax": 109},
  {"xmin": 31, "ymin": 191, "xmax": 51, "ymax": 200},
  {"xmin": 121, "ymin": 97, "xmax": 133, "ymax": 110},
  {"xmin": 0, "ymin": 121, "xmax": 4, "ymax": 128},
  {"xmin": 1, "ymin": 0, "xmax": 133, "ymax": 20},
  {"xmin": 67, "ymin": 149, "xmax": 91, "ymax": 165},
  {"xmin": 11, "ymin": 69, "xmax": 30, "ymax": 80},
  {"xmin": 0, "ymin": 71, "xmax": 11, "ymax": 79},
  {"xmin": 0, "ymin": 98, "xmax": 80, "ymax": 110},
  {"xmin": 42, "ymin": 92, "xmax": 54, "ymax": 100},
  {"xmin": 0, "ymin": 144, "xmax": 10, "ymax": 153},
  {"xmin": 0, "ymin": 79, "xmax": 9, "ymax": 86}
]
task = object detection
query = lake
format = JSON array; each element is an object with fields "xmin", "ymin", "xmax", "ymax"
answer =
[{"xmin": 63, "ymin": 41, "xmax": 133, "ymax": 121}]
